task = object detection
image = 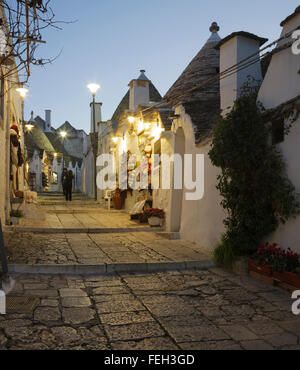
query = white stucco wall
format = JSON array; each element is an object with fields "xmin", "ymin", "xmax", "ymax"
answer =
[
  {"xmin": 220, "ymin": 36, "xmax": 263, "ymax": 114},
  {"xmin": 152, "ymin": 132, "xmax": 175, "ymax": 231},
  {"xmin": 169, "ymin": 105, "xmax": 225, "ymax": 249},
  {"xmin": 257, "ymin": 13, "xmax": 300, "ymax": 253},
  {"xmin": 257, "ymin": 14, "xmax": 300, "ymax": 109},
  {"xmin": 129, "ymin": 80, "xmax": 150, "ymax": 112},
  {"xmin": 81, "ymin": 149, "xmax": 94, "ymax": 198}
]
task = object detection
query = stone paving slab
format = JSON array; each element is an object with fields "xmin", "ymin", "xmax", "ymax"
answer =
[
  {"xmin": 4, "ymin": 232, "xmax": 213, "ymax": 275},
  {"xmin": 7, "ymin": 202, "xmax": 159, "ymax": 232},
  {"xmin": 0, "ymin": 268, "xmax": 299, "ymax": 350},
  {"xmin": 9, "ymin": 213, "xmax": 155, "ymax": 231}
]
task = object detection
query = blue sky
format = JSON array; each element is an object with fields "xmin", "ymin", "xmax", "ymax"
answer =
[{"xmin": 24, "ymin": 0, "xmax": 299, "ymax": 133}]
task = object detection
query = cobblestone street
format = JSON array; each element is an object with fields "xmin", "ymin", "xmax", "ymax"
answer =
[
  {"xmin": 3, "ymin": 232, "xmax": 211, "ymax": 265},
  {"xmin": 0, "ymin": 268, "xmax": 299, "ymax": 350},
  {"xmin": 2, "ymin": 199, "xmax": 300, "ymax": 351},
  {"xmin": 4, "ymin": 201, "xmax": 212, "ymax": 271}
]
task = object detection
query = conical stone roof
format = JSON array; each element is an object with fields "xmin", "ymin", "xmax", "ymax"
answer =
[
  {"xmin": 112, "ymin": 70, "xmax": 162, "ymax": 121},
  {"xmin": 164, "ymin": 22, "xmax": 221, "ymax": 105}
]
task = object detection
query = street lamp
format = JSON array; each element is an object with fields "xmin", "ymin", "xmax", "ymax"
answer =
[
  {"xmin": 87, "ymin": 83, "xmax": 100, "ymax": 201},
  {"xmin": 16, "ymin": 87, "xmax": 29, "ymax": 99},
  {"xmin": 59, "ymin": 130, "xmax": 67, "ymax": 168},
  {"xmin": 25, "ymin": 122, "xmax": 34, "ymax": 132}
]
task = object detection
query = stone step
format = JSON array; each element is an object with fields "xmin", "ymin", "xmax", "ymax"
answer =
[
  {"xmin": 5, "ymin": 226, "xmax": 165, "ymax": 234},
  {"xmin": 156, "ymin": 232, "xmax": 181, "ymax": 240},
  {"xmin": 7, "ymin": 259, "xmax": 215, "ymax": 275},
  {"xmin": 38, "ymin": 201, "xmax": 101, "ymax": 206}
]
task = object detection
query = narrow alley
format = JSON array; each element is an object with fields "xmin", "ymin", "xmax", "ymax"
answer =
[
  {"xmin": 1, "ymin": 193, "xmax": 299, "ymax": 350},
  {"xmin": 4, "ymin": 192, "xmax": 212, "ymax": 273}
]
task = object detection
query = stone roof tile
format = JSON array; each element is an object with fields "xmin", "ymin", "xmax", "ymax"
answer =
[{"xmin": 164, "ymin": 23, "xmax": 221, "ymax": 105}]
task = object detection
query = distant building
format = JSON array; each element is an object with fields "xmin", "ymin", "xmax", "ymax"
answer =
[{"xmin": 25, "ymin": 110, "xmax": 88, "ymax": 193}]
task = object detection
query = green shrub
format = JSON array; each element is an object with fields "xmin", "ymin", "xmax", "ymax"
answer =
[
  {"xmin": 209, "ymin": 84, "xmax": 299, "ymax": 267},
  {"xmin": 214, "ymin": 236, "xmax": 237, "ymax": 269}
]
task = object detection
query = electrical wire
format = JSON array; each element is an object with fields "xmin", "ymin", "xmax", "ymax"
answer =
[
  {"xmin": 140, "ymin": 25, "xmax": 300, "ymax": 114},
  {"xmin": 98, "ymin": 24, "xmax": 299, "ymax": 140}
]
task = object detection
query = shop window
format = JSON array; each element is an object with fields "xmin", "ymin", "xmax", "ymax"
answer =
[{"xmin": 272, "ymin": 118, "xmax": 284, "ymax": 145}]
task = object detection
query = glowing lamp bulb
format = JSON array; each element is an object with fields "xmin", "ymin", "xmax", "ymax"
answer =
[
  {"xmin": 16, "ymin": 87, "xmax": 29, "ymax": 98},
  {"xmin": 60, "ymin": 131, "xmax": 67, "ymax": 139},
  {"xmin": 25, "ymin": 123, "xmax": 34, "ymax": 132},
  {"xmin": 87, "ymin": 83, "xmax": 100, "ymax": 96}
]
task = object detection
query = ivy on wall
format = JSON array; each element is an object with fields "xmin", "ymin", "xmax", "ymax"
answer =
[{"xmin": 209, "ymin": 87, "xmax": 300, "ymax": 267}]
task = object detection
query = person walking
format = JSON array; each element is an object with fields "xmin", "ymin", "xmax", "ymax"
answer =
[
  {"xmin": 61, "ymin": 168, "xmax": 68, "ymax": 197},
  {"xmin": 65, "ymin": 170, "xmax": 74, "ymax": 202}
]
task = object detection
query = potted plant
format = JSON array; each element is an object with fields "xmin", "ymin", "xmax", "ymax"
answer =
[
  {"xmin": 112, "ymin": 188, "xmax": 123, "ymax": 210},
  {"xmin": 250, "ymin": 242, "xmax": 274, "ymax": 276},
  {"xmin": 143, "ymin": 208, "xmax": 165, "ymax": 227},
  {"xmin": 251, "ymin": 243, "xmax": 300, "ymax": 288},
  {"xmin": 271, "ymin": 247, "xmax": 300, "ymax": 288}
]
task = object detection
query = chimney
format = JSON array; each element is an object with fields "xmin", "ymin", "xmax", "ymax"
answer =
[
  {"xmin": 217, "ymin": 32, "xmax": 268, "ymax": 116},
  {"xmin": 90, "ymin": 102, "xmax": 102, "ymax": 133},
  {"xmin": 128, "ymin": 70, "xmax": 151, "ymax": 112},
  {"xmin": 45, "ymin": 109, "xmax": 52, "ymax": 132}
]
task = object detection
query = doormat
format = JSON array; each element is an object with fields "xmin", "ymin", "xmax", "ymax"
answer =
[{"xmin": 6, "ymin": 296, "xmax": 39, "ymax": 312}]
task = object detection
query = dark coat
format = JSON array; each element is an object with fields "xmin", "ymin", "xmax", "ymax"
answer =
[{"xmin": 65, "ymin": 172, "xmax": 74, "ymax": 188}]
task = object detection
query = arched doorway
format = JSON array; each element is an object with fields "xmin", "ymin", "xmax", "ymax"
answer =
[{"xmin": 170, "ymin": 127, "xmax": 185, "ymax": 232}]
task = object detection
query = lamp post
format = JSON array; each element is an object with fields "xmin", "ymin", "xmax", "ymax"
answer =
[
  {"xmin": 59, "ymin": 130, "xmax": 67, "ymax": 168},
  {"xmin": 87, "ymin": 83, "xmax": 100, "ymax": 201}
]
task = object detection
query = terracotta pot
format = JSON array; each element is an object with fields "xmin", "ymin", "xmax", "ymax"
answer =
[
  {"xmin": 273, "ymin": 271, "xmax": 300, "ymax": 289},
  {"xmin": 113, "ymin": 197, "xmax": 122, "ymax": 210},
  {"xmin": 249, "ymin": 259, "xmax": 272, "ymax": 277},
  {"xmin": 148, "ymin": 216, "xmax": 161, "ymax": 227},
  {"xmin": 112, "ymin": 189, "xmax": 123, "ymax": 210}
]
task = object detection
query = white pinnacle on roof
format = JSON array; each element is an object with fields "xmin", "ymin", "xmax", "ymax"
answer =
[
  {"xmin": 137, "ymin": 69, "xmax": 150, "ymax": 81},
  {"xmin": 164, "ymin": 22, "xmax": 221, "ymax": 103},
  {"xmin": 206, "ymin": 22, "xmax": 221, "ymax": 43},
  {"xmin": 29, "ymin": 111, "xmax": 36, "ymax": 123}
]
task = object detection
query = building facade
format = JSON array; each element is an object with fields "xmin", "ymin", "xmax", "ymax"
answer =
[
  {"xmin": 0, "ymin": 6, "xmax": 25, "ymax": 225},
  {"xmin": 25, "ymin": 110, "xmax": 86, "ymax": 193}
]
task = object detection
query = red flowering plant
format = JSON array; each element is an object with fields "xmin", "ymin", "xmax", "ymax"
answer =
[
  {"xmin": 252, "ymin": 242, "xmax": 300, "ymax": 274},
  {"xmin": 143, "ymin": 208, "xmax": 165, "ymax": 219}
]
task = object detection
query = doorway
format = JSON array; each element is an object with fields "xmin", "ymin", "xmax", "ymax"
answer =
[{"xmin": 169, "ymin": 127, "xmax": 185, "ymax": 232}]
